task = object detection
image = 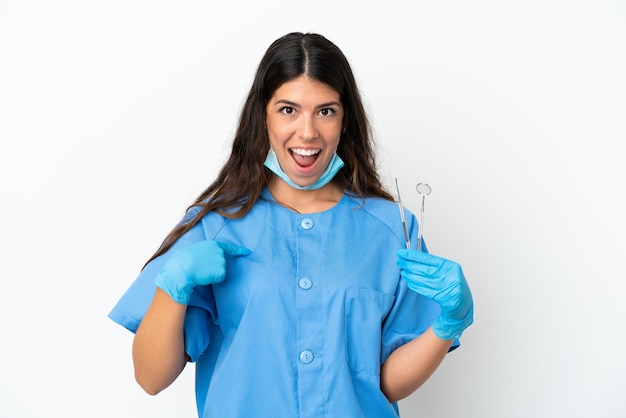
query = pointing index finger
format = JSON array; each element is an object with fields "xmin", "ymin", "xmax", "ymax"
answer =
[{"xmin": 216, "ymin": 241, "xmax": 252, "ymax": 256}]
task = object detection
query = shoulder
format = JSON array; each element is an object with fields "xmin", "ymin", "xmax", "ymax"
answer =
[
  {"xmin": 191, "ymin": 198, "xmax": 268, "ymax": 239},
  {"xmin": 344, "ymin": 193, "xmax": 415, "ymax": 224}
]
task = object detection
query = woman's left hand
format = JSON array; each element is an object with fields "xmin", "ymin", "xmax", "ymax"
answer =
[{"xmin": 396, "ymin": 249, "xmax": 474, "ymax": 340}]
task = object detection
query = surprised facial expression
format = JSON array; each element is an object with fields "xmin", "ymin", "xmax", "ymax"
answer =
[{"xmin": 265, "ymin": 75, "xmax": 344, "ymax": 188}]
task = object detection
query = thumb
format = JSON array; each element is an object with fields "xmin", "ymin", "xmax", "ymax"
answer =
[
  {"xmin": 216, "ymin": 241, "xmax": 252, "ymax": 256},
  {"xmin": 397, "ymin": 249, "xmax": 444, "ymax": 266}
]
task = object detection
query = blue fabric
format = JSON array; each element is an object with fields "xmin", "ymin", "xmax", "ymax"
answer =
[
  {"xmin": 263, "ymin": 147, "xmax": 345, "ymax": 190},
  {"xmin": 109, "ymin": 188, "xmax": 460, "ymax": 417}
]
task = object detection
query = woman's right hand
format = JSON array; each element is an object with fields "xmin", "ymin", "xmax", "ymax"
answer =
[{"xmin": 155, "ymin": 240, "xmax": 251, "ymax": 304}]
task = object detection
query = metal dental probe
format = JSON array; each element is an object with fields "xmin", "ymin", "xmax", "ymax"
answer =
[{"xmin": 394, "ymin": 177, "xmax": 411, "ymax": 249}]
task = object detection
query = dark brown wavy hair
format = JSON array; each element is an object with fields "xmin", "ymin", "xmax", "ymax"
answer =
[{"xmin": 145, "ymin": 32, "xmax": 393, "ymax": 266}]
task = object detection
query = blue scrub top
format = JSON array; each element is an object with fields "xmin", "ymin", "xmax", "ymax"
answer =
[{"xmin": 109, "ymin": 188, "xmax": 459, "ymax": 417}]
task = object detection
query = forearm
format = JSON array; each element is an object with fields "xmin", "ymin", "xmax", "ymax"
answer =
[
  {"xmin": 132, "ymin": 288, "xmax": 188, "ymax": 395},
  {"xmin": 380, "ymin": 327, "xmax": 453, "ymax": 403}
]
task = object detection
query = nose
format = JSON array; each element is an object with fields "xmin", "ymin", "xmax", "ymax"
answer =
[{"xmin": 297, "ymin": 115, "xmax": 319, "ymax": 141}]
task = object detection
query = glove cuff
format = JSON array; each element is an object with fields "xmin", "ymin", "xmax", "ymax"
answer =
[
  {"xmin": 154, "ymin": 265, "xmax": 194, "ymax": 305},
  {"xmin": 432, "ymin": 305, "xmax": 474, "ymax": 340}
]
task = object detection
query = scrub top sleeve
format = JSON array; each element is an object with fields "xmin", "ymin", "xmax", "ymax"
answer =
[
  {"xmin": 108, "ymin": 253, "xmax": 167, "ymax": 333},
  {"xmin": 380, "ymin": 277, "xmax": 442, "ymax": 363},
  {"xmin": 381, "ymin": 277, "xmax": 461, "ymax": 364},
  {"xmin": 108, "ymin": 208, "xmax": 207, "ymax": 333}
]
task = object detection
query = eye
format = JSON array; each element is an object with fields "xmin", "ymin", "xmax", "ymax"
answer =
[
  {"xmin": 279, "ymin": 106, "xmax": 295, "ymax": 115},
  {"xmin": 319, "ymin": 108, "xmax": 336, "ymax": 117}
]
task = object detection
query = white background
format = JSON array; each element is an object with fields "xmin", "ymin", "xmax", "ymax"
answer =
[{"xmin": 1, "ymin": 1, "xmax": 625, "ymax": 417}]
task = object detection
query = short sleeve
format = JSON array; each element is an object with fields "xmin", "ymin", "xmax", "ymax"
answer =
[
  {"xmin": 380, "ymin": 245, "xmax": 460, "ymax": 362},
  {"xmin": 108, "ymin": 207, "xmax": 208, "ymax": 333}
]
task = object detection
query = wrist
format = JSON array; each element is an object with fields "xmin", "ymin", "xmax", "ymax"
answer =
[
  {"xmin": 432, "ymin": 306, "xmax": 474, "ymax": 340},
  {"xmin": 154, "ymin": 265, "xmax": 194, "ymax": 305}
]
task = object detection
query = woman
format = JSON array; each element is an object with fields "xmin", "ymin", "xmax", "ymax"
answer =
[{"xmin": 109, "ymin": 32, "xmax": 473, "ymax": 417}]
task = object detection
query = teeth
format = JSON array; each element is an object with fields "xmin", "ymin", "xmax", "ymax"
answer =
[{"xmin": 291, "ymin": 148, "xmax": 320, "ymax": 156}]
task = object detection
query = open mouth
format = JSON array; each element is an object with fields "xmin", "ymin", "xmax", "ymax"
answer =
[{"xmin": 290, "ymin": 148, "xmax": 320, "ymax": 168}]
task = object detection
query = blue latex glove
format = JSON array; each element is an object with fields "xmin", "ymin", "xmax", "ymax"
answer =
[
  {"xmin": 396, "ymin": 249, "xmax": 474, "ymax": 340},
  {"xmin": 155, "ymin": 240, "xmax": 251, "ymax": 304}
]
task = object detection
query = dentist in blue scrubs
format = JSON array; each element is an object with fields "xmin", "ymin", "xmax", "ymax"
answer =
[{"xmin": 109, "ymin": 32, "xmax": 473, "ymax": 418}]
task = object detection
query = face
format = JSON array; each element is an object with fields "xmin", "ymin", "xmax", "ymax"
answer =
[{"xmin": 265, "ymin": 75, "xmax": 344, "ymax": 188}]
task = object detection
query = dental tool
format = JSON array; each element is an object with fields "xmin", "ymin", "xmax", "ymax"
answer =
[
  {"xmin": 394, "ymin": 177, "xmax": 411, "ymax": 249},
  {"xmin": 415, "ymin": 182, "xmax": 432, "ymax": 251}
]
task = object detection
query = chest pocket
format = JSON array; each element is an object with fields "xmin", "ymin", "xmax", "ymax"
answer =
[{"xmin": 345, "ymin": 287, "xmax": 395, "ymax": 375}]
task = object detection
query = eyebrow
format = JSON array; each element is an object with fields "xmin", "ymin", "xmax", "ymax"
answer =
[{"xmin": 273, "ymin": 99, "xmax": 342, "ymax": 109}]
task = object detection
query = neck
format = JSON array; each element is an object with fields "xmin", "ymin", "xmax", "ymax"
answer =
[{"xmin": 267, "ymin": 178, "xmax": 343, "ymax": 214}]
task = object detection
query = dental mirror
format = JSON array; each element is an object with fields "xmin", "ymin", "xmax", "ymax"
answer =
[{"xmin": 415, "ymin": 183, "xmax": 431, "ymax": 251}]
